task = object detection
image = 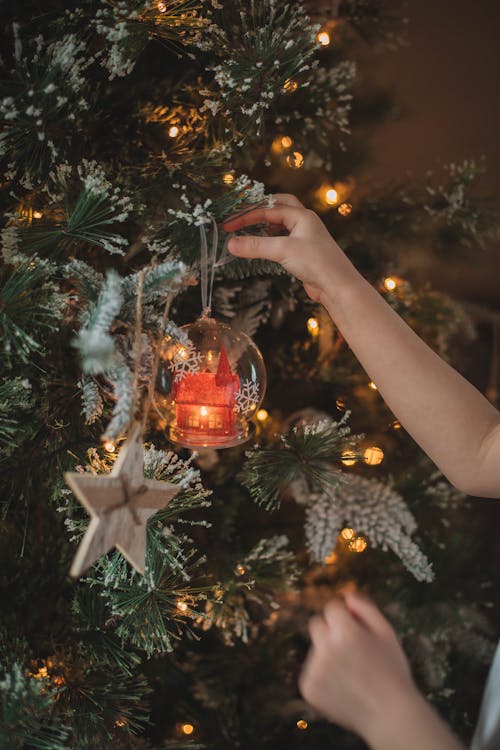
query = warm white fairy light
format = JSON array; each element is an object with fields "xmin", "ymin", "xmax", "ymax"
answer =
[
  {"xmin": 341, "ymin": 451, "xmax": 357, "ymax": 466},
  {"xmin": 256, "ymin": 409, "xmax": 269, "ymax": 422},
  {"xmin": 307, "ymin": 317, "xmax": 319, "ymax": 336},
  {"xmin": 286, "ymin": 151, "xmax": 304, "ymax": 169},
  {"xmin": 168, "ymin": 125, "xmax": 179, "ymax": 137},
  {"xmin": 325, "ymin": 187, "xmax": 338, "ymax": 205},
  {"xmin": 340, "ymin": 527, "xmax": 355, "ymax": 541},
  {"xmin": 338, "ymin": 202, "xmax": 352, "ymax": 216},
  {"xmin": 384, "ymin": 277, "xmax": 397, "ymax": 291},
  {"xmin": 363, "ymin": 446, "xmax": 384, "ymax": 465},
  {"xmin": 317, "ymin": 30, "xmax": 331, "ymax": 46}
]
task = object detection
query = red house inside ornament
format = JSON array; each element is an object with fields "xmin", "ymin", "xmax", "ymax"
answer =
[{"xmin": 172, "ymin": 347, "xmax": 240, "ymax": 446}]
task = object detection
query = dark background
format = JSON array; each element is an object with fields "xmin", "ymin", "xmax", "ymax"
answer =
[{"xmin": 369, "ymin": 0, "xmax": 500, "ymax": 307}]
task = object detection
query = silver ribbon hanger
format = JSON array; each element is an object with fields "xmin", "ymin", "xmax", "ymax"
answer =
[{"xmin": 198, "ymin": 196, "xmax": 275, "ymax": 316}]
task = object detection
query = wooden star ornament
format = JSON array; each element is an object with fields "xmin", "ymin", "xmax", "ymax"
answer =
[{"xmin": 65, "ymin": 422, "xmax": 180, "ymax": 577}]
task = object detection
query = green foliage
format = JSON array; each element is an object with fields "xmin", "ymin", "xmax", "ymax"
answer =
[
  {"xmin": 0, "ymin": 663, "xmax": 70, "ymax": 750},
  {"xmin": 240, "ymin": 414, "xmax": 363, "ymax": 510},
  {"xmin": 0, "ymin": 258, "xmax": 61, "ymax": 367}
]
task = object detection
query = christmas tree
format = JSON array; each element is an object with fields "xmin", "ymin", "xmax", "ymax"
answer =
[{"xmin": 1, "ymin": 2, "xmax": 498, "ymax": 748}]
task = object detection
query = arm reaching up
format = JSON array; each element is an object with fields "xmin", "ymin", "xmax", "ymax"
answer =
[{"xmin": 223, "ymin": 195, "xmax": 500, "ymax": 498}]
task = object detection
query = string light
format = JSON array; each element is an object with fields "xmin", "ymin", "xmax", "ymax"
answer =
[
  {"xmin": 368, "ymin": 381, "xmax": 378, "ymax": 391},
  {"xmin": 383, "ymin": 277, "xmax": 397, "ymax": 291},
  {"xmin": 32, "ymin": 210, "xmax": 43, "ymax": 219},
  {"xmin": 317, "ymin": 30, "xmax": 331, "ymax": 46},
  {"xmin": 223, "ymin": 172, "xmax": 235, "ymax": 185},
  {"xmin": 341, "ymin": 451, "xmax": 357, "ymax": 466},
  {"xmin": 176, "ymin": 599, "xmax": 189, "ymax": 613},
  {"xmin": 307, "ymin": 317, "xmax": 319, "ymax": 337},
  {"xmin": 235, "ymin": 563, "xmax": 246, "ymax": 576},
  {"xmin": 115, "ymin": 718, "xmax": 128, "ymax": 728},
  {"xmin": 392, "ymin": 420, "xmax": 402, "ymax": 430},
  {"xmin": 157, "ymin": 0, "xmax": 167, "ymax": 11},
  {"xmin": 168, "ymin": 125, "xmax": 179, "ymax": 137},
  {"xmin": 349, "ymin": 536, "xmax": 368, "ymax": 553},
  {"xmin": 256, "ymin": 408, "xmax": 269, "ymax": 422},
  {"xmin": 338, "ymin": 202, "xmax": 352, "ymax": 216},
  {"xmin": 363, "ymin": 446, "xmax": 384, "ymax": 465},
  {"xmin": 103, "ymin": 440, "xmax": 116, "ymax": 453},
  {"xmin": 281, "ymin": 135, "xmax": 293, "ymax": 149},
  {"xmin": 340, "ymin": 527, "xmax": 355, "ymax": 541},
  {"xmin": 296, "ymin": 719, "xmax": 308, "ymax": 730},
  {"xmin": 283, "ymin": 79, "xmax": 298, "ymax": 93},
  {"xmin": 286, "ymin": 151, "xmax": 304, "ymax": 169},
  {"xmin": 324, "ymin": 187, "xmax": 338, "ymax": 206},
  {"xmin": 325, "ymin": 551, "xmax": 337, "ymax": 564},
  {"xmin": 181, "ymin": 723, "xmax": 195, "ymax": 736}
]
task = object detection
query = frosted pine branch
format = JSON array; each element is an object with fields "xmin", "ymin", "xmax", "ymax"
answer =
[{"xmin": 305, "ymin": 475, "xmax": 433, "ymax": 582}]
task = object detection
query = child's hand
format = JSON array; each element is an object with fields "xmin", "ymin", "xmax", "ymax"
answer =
[
  {"xmin": 223, "ymin": 194, "xmax": 354, "ymax": 304},
  {"xmin": 299, "ymin": 592, "xmax": 418, "ymax": 744}
]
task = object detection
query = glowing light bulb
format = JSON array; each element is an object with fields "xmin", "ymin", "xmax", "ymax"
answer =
[
  {"xmin": 325, "ymin": 551, "xmax": 337, "ymax": 565},
  {"xmin": 283, "ymin": 79, "xmax": 298, "ymax": 92},
  {"xmin": 368, "ymin": 381, "xmax": 378, "ymax": 391},
  {"xmin": 340, "ymin": 527, "xmax": 355, "ymax": 541},
  {"xmin": 317, "ymin": 31, "xmax": 331, "ymax": 46},
  {"xmin": 281, "ymin": 135, "xmax": 293, "ymax": 149},
  {"xmin": 296, "ymin": 719, "xmax": 308, "ymax": 730},
  {"xmin": 103, "ymin": 440, "xmax": 116, "ymax": 453},
  {"xmin": 349, "ymin": 536, "xmax": 368, "ymax": 553},
  {"xmin": 392, "ymin": 420, "xmax": 402, "ymax": 430},
  {"xmin": 384, "ymin": 277, "xmax": 397, "ymax": 291},
  {"xmin": 168, "ymin": 125, "xmax": 179, "ymax": 137},
  {"xmin": 200, "ymin": 406, "xmax": 208, "ymax": 417},
  {"xmin": 32, "ymin": 210, "xmax": 43, "ymax": 219},
  {"xmin": 256, "ymin": 408, "xmax": 269, "ymax": 422},
  {"xmin": 181, "ymin": 723, "xmax": 194, "ymax": 735},
  {"xmin": 178, "ymin": 346, "xmax": 188, "ymax": 359},
  {"xmin": 325, "ymin": 188, "xmax": 338, "ymax": 206},
  {"xmin": 286, "ymin": 151, "xmax": 304, "ymax": 169},
  {"xmin": 363, "ymin": 446, "xmax": 384, "ymax": 465},
  {"xmin": 115, "ymin": 718, "xmax": 128, "ymax": 728},
  {"xmin": 338, "ymin": 202, "xmax": 352, "ymax": 216},
  {"xmin": 341, "ymin": 451, "xmax": 357, "ymax": 466},
  {"xmin": 307, "ymin": 317, "xmax": 319, "ymax": 336},
  {"xmin": 157, "ymin": 1, "xmax": 167, "ymax": 11},
  {"xmin": 176, "ymin": 600, "xmax": 188, "ymax": 613},
  {"xmin": 235, "ymin": 563, "xmax": 246, "ymax": 576},
  {"xmin": 223, "ymin": 172, "xmax": 234, "ymax": 184}
]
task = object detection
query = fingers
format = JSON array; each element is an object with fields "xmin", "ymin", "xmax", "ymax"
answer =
[
  {"xmin": 227, "ymin": 234, "xmax": 289, "ymax": 262},
  {"xmin": 344, "ymin": 592, "xmax": 397, "ymax": 644},
  {"xmin": 222, "ymin": 204, "xmax": 304, "ymax": 234},
  {"xmin": 272, "ymin": 193, "xmax": 304, "ymax": 208},
  {"xmin": 308, "ymin": 613, "xmax": 330, "ymax": 648}
]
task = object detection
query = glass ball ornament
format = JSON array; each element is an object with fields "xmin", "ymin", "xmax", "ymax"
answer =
[{"xmin": 155, "ymin": 316, "xmax": 266, "ymax": 449}]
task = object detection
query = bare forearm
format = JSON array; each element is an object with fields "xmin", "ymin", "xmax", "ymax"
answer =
[
  {"xmin": 366, "ymin": 688, "xmax": 464, "ymax": 750},
  {"xmin": 320, "ymin": 251, "xmax": 500, "ymax": 498}
]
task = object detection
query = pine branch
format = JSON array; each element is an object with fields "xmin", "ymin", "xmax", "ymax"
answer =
[
  {"xmin": 0, "ymin": 259, "xmax": 61, "ymax": 367},
  {"xmin": 240, "ymin": 414, "xmax": 362, "ymax": 510},
  {"xmin": 0, "ymin": 663, "xmax": 70, "ymax": 750}
]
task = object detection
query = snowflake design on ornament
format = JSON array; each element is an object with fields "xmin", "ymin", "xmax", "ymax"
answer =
[
  {"xmin": 235, "ymin": 379, "xmax": 259, "ymax": 413},
  {"xmin": 169, "ymin": 340, "xmax": 203, "ymax": 380}
]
